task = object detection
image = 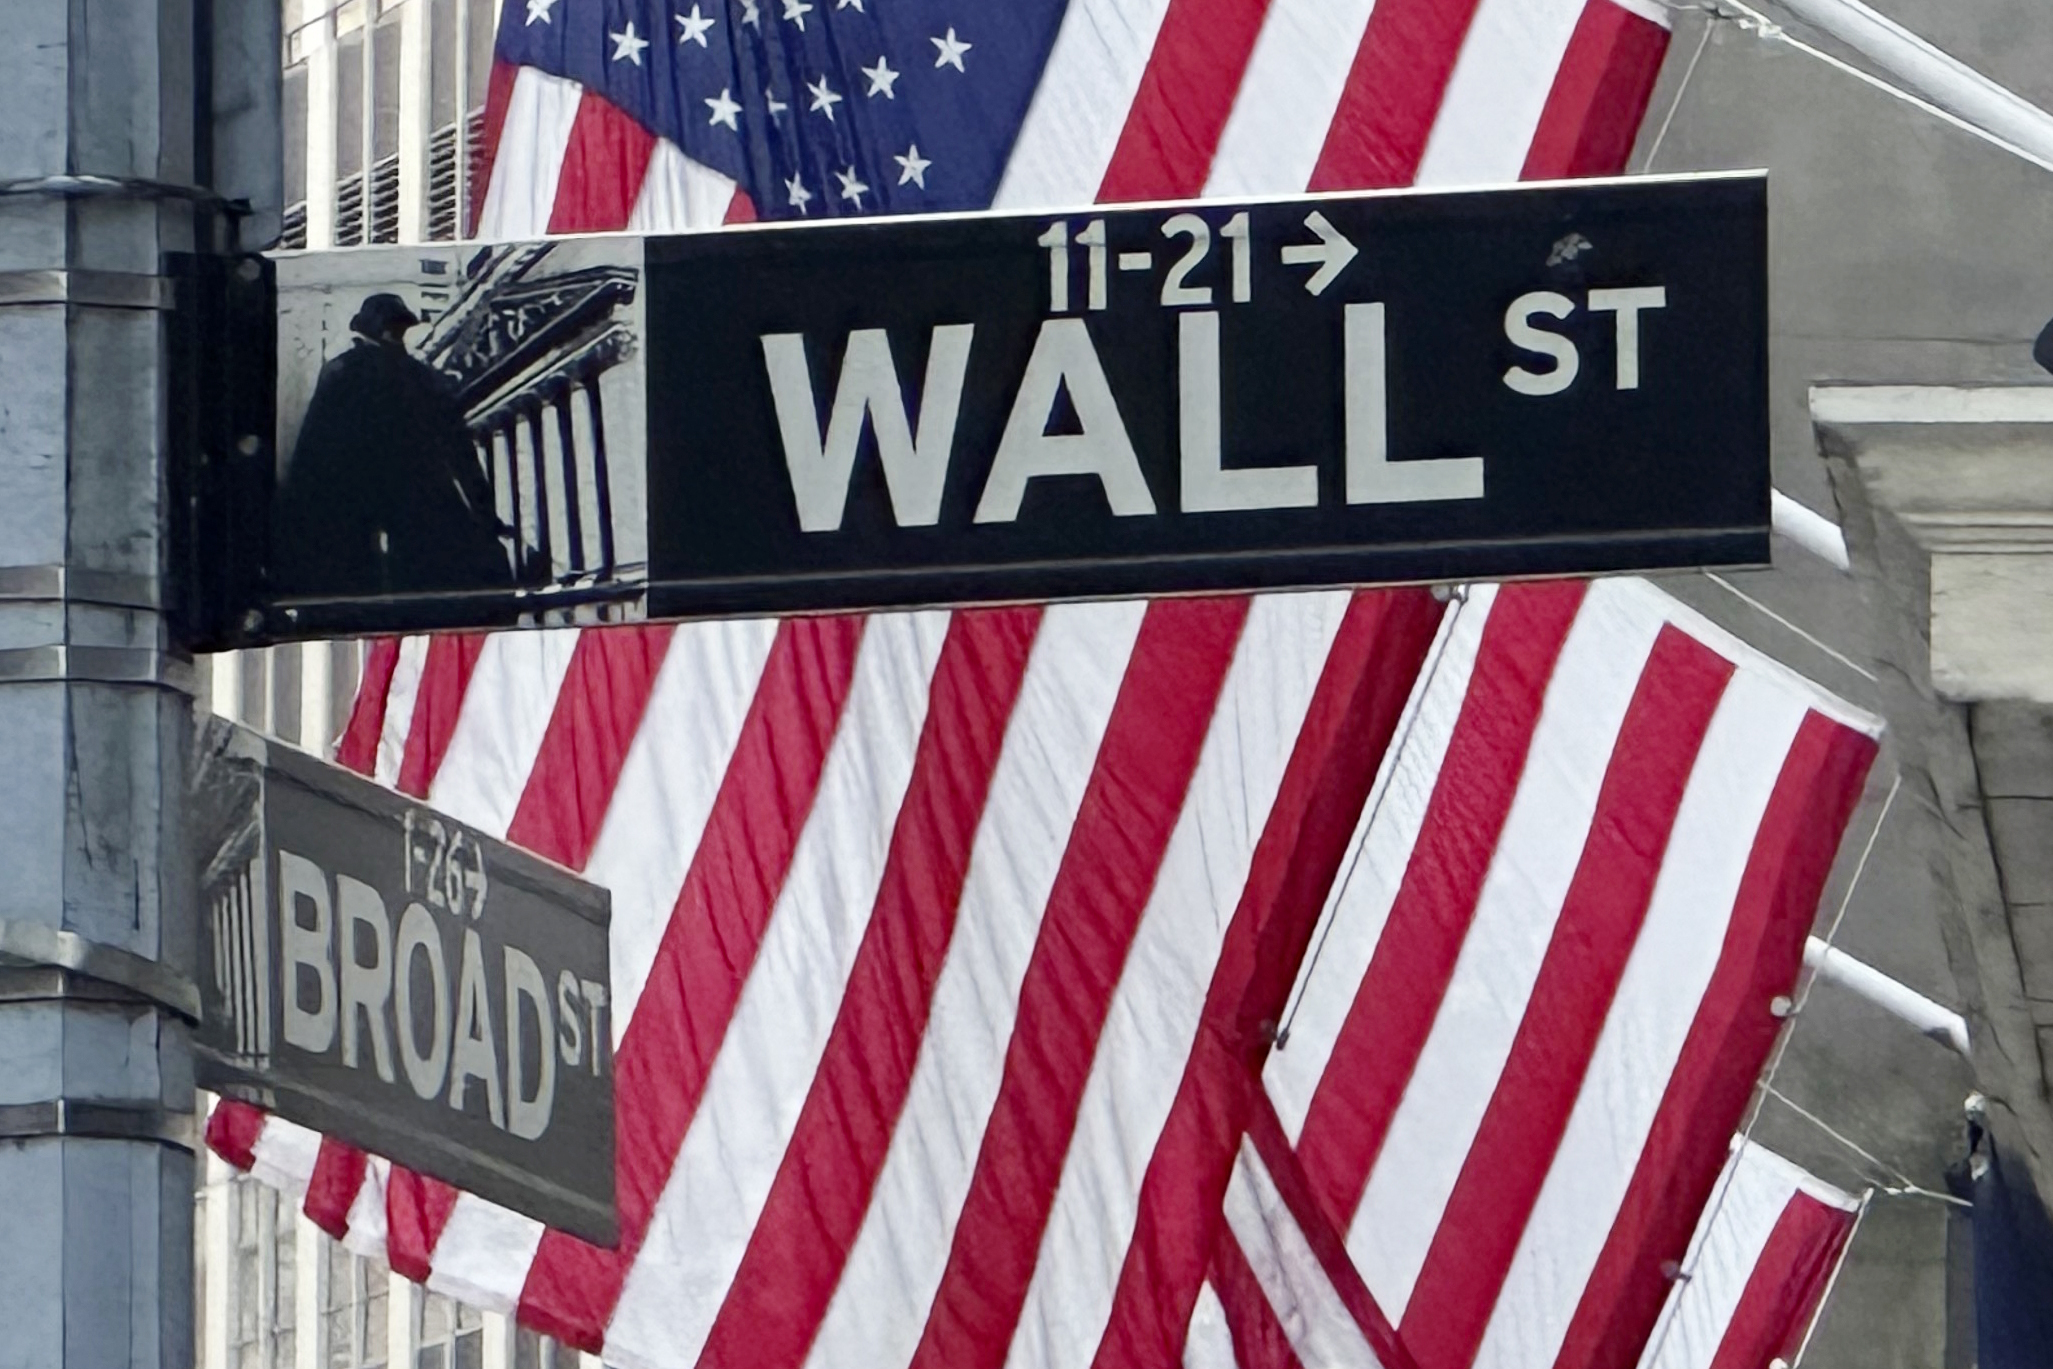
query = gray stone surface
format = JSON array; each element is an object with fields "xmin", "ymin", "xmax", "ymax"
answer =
[{"xmin": 1631, "ymin": 3, "xmax": 2053, "ymax": 1363}]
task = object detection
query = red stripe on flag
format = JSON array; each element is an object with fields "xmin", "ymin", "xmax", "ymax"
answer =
[
  {"xmin": 469, "ymin": 59, "xmax": 522, "ymax": 237},
  {"xmin": 1549, "ymin": 712, "xmax": 1878, "ymax": 1369},
  {"xmin": 696, "ymin": 608, "xmax": 1043, "ymax": 1369},
  {"xmin": 1522, "ymin": 1, "xmax": 1672, "ymax": 181},
  {"xmin": 205, "ymin": 1099, "xmax": 268, "ymax": 1171},
  {"xmin": 549, "ymin": 93, "xmax": 660, "ymax": 234},
  {"xmin": 1092, "ymin": 589, "xmax": 1446, "ymax": 1369},
  {"xmin": 304, "ymin": 1138, "xmax": 370, "ymax": 1239},
  {"xmin": 723, "ymin": 190, "xmax": 758, "ymax": 224},
  {"xmin": 1311, "ymin": 0, "xmax": 1487, "ymax": 190},
  {"xmin": 908, "ymin": 598, "xmax": 1252, "ymax": 1369},
  {"xmin": 506, "ymin": 626, "xmax": 675, "ymax": 869},
  {"xmin": 335, "ymin": 638, "xmax": 403, "ymax": 776},
  {"xmin": 518, "ymin": 616, "xmax": 869, "ymax": 1350},
  {"xmin": 1098, "ymin": 0, "xmax": 1275, "ymax": 201},
  {"xmin": 395, "ymin": 635, "xmax": 489, "ymax": 799},
  {"xmin": 1210, "ymin": 1232, "xmax": 1306, "ymax": 1369},
  {"xmin": 1400, "ymin": 627, "xmax": 1735, "ymax": 1369},
  {"xmin": 387, "ymin": 1167, "xmax": 460, "ymax": 1283},
  {"xmin": 1707, "ymin": 1192, "xmax": 1855, "ymax": 1369},
  {"xmin": 1294, "ymin": 582, "xmax": 1587, "ymax": 1232},
  {"xmin": 1244, "ymin": 1098, "xmax": 1417, "ymax": 1369}
]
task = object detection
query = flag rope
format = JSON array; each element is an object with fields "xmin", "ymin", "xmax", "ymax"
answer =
[
  {"xmin": 1641, "ymin": 768, "xmax": 1903, "ymax": 1366},
  {"xmin": 1275, "ymin": 587, "xmax": 1472, "ymax": 1050},
  {"xmin": 1663, "ymin": 0, "xmax": 2053, "ymax": 176}
]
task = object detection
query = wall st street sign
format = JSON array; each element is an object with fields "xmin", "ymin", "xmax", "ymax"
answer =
[
  {"xmin": 192, "ymin": 718, "xmax": 616, "ymax": 1244},
  {"xmin": 181, "ymin": 171, "xmax": 1767, "ymax": 646}
]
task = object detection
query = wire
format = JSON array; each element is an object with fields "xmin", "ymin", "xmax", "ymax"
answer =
[
  {"xmin": 1634, "ymin": 15, "xmax": 1715, "ymax": 172},
  {"xmin": 1275, "ymin": 587, "xmax": 1469, "ymax": 1048},
  {"xmin": 1790, "ymin": 1189, "xmax": 1874, "ymax": 1368},
  {"xmin": 1797, "ymin": 773, "xmax": 1901, "ymax": 1013},
  {"xmin": 1763, "ymin": 1084, "xmax": 1971, "ymax": 1208},
  {"xmin": 1668, "ymin": 0, "xmax": 2053, "ymax": 177},
  {"xmin": 1640, "ymin": 771, "xmax": 1904, "ymax": 1364},
  {"xmin": 1700, "ymin": 573, "xmax": 1880, "ymax": 684}
]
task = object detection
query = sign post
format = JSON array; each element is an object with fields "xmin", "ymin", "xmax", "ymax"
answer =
[
  {"xmin": 185, "ymin": 171, "xmax": 1769, "ymax": 647},
  {"xmin": 192, "ymin": 717, "xmax": 617, "ymax": 1244}
]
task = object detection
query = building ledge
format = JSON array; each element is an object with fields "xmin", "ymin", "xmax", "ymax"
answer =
[{"xmin": 1815, "ymin": 384, "xmax": 2053, "ymax": 703}]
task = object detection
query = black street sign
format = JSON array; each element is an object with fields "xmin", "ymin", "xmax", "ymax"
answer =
[
  {"xmin": 182, "ymin": 171, "xmax": 1767, "ymax": 647},
  {"xmin": 192, "ymin": 718, "xmax": 616, "ymax": 1245}
]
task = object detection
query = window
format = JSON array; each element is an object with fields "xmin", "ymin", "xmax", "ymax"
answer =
[
  {"xmin": 229, "ymin": 1180, "xmax": 296, "ymax": 1369},
  {"xmin": 322, "ymin": 1247, "xmax": 390, "ymax": 1369},
  {"xmin": 412, "ymin": 1289, "xmax": 482, "ymax": 1369},
  {"xmin": 513, "ymin": 1328, "xmax": 579, "ymax": 1369}
]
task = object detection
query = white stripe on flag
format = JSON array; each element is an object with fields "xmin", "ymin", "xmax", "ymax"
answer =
[
  {"xmin": 341, "ymin": 1156, "xmax": 390, "ymax": 1262},
  {"xmin": 606, "ymin": 611, "xmax": 951, "ymax": 1369},
  {"xmin": 374, "ymin": 636, "xmax": 432, "ymax": 787},
  {"xmin": 1204, "ymin": 0, "xmax": 1381, "ymax": 197},
  {"xmin": 627, "ymin": 139, "xmax": 741, "ymax": 233},
  {"xmin": 478, "ymin": 66, "xmax": 585, "ymax": 240},
  {"xmin": 805, "ymin": 601, "xmax": 1147, "ymax": 1369},
  {"xmin": 1006, "ymin": 591, "xmax": 1351, "ymax": 1369},
  {"xmin": 991, "ymin": 0, "xmax": 1177, "ymax": 209},
  {"xmin": 1224, "ymin": 1139, "xmax": 1383, "ymax": 1369},
  {"xmin": 249, "ymin": 1116, "xmax": 323, "ymax": 1203},
  {"xmin": 1415, "ymin": 0, "xmax": 1587, "ymax": 187},
  {"xmin": 1182, "ymin": 1281, "xmax": 1237, "ymax": 1369},
  {"xmin": 427, "ymin": 1196, "xmax": 547, "ymax": 1314},
  {"xmin": 1264, "ymin": 584, "xmax": 1492, "ymax": 1144},
  {"xmin": 1471, "ymin": 670, "xmax": 1810, "ymax": 1369},
  {"xmin": 1346, "ymin": 581, "xmax": 1664, "ymax": 1319},
  {"xmin": 426, "ymin": 629, "xmax": 581, "ymax": 838},
  {"xmin": 596, "ymin": 618, "xmax": 781, "ymax": 1035}
]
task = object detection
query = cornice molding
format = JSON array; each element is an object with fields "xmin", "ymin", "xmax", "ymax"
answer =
[{"xmin": 1816, "ymin": 384, "xmax": 2053, "ymax": 702}]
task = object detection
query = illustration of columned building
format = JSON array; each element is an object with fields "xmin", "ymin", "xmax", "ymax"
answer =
[{"xmin": 417, "ymin": 243, "xmax": 645, "ymax": 605}]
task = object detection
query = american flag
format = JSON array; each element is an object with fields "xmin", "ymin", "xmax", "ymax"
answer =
[
  {"xmin": 210, "ymin": 3, "xmax": 1886, "ymax": 1367},
  {"xmin": 1639, "ymin": 1140, "xmax": 1864, "ymax": 1369}
]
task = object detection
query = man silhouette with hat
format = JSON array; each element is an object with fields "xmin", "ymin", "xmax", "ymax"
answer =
[{"xmin": 272, "ymin": 292, "xmax": 515, "ymax": 609}]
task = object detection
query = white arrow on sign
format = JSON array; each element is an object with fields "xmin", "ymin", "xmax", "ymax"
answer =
[{"xmin": 1280, "ymin": 211, "xmax": 1358, "ymax": 297}]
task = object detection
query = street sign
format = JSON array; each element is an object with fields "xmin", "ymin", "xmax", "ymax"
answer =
[
  {"xmin": 184, "ymin": 171, "xmax": 1767, "ymax": 647},
  {"xmin": 191, "ymin": 717, "xmax": 617, "ymax": 1245}
]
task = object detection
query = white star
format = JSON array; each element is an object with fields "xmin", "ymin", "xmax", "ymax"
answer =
[
  {"xmin": 674, "ymin": 4, "xmax": 715, "ymax": 44},
  {"xmin": 861, "ymin": 57, "xmax": 900, "ymax": 98},
  {"xmin": 610, "ymin": 20, "xmax": 650, "ymax": 63},
  {"xmin": 524, "ymin": 0, "xmax": 556, "ymax": 25},
  {"xmin": 786, "ymin": 174, "xmax": 812, "ymax": 213},
  {"xmin": 781, "ymin": 0, "xmax": 812, "ymax": 30},
  {"xmin": 807, "ymin": 74, "xmax": 843, "ymax": 120},
  {"xmin": 836, "ymin": 165, "xmax": 870, "ymax": 209},
  {"xmin": 764, "ymin": 85, "xmax": 788, "ymax": 117},
  {"xmin": 739, "ymin": 0, "xmax": 761, "ymax": 27},
  {"xmin": 931, "ymin": 27, "xmax": 971, "ymax": 71},
  {"xmin": 836, "ymin": 0, "xmax": 863, "ymax": 8},
  {"xmin": 894, "ymin": 144, "xmax": 931, "ymax": 188},
  {"xmin": 705, "ymin": 87, "xmax": 741, "ymax": 129}
]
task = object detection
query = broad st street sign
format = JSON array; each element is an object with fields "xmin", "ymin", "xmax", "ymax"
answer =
[
  {"xmin": 181, "ymin": 171, "xmax": 1767, "ymax": 646},
  {"xmin": 191, "ymin": 717, "xmax": 616, "ymax": 1244}
]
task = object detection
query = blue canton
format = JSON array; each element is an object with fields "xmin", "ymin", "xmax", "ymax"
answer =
[{"xmin": 500, "ymin": 0, "xmax": 1071, "ymax": 219}]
